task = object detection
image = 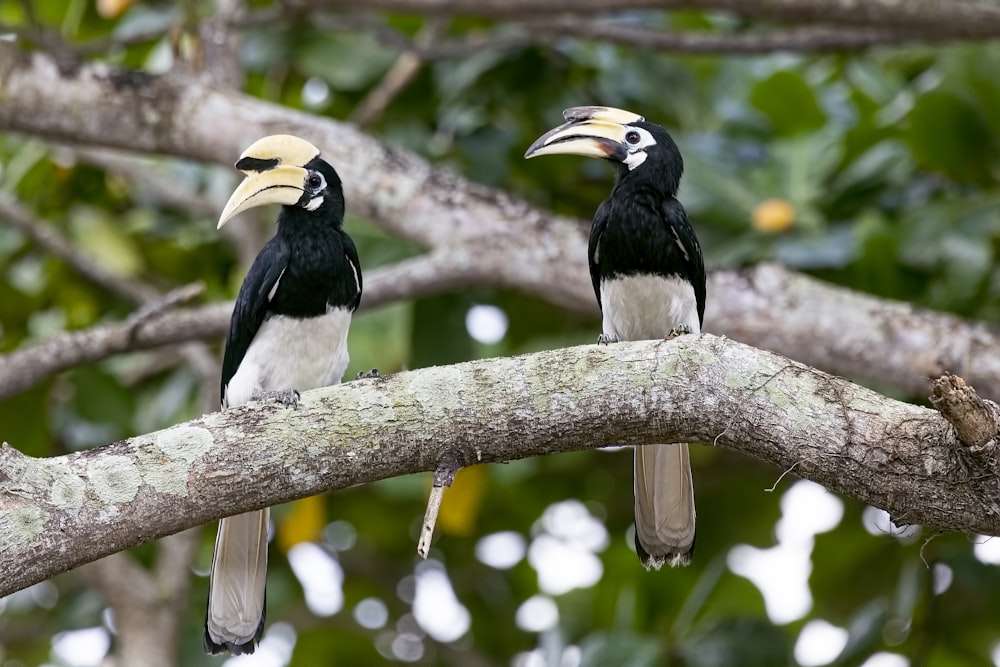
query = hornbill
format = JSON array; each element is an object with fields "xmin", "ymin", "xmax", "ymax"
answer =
[
  {"xmin": 525, "ymin": 106, "xmax": 706, "ymax": 569},
  {"xmin": 206, "ymin": 135, "xmax": 362, "ymax": 654}
]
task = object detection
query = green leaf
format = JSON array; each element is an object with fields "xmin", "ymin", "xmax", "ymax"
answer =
[
  {"xmin": 750, "ymin": 71, "xmax": 826, "ymax": 136},
  {"xmin": 907, "ymin": 90, "xmax": 996, "ymax": 183},
  {"xmin": 679, "ymin": 616, "xmax": 791, "ymax": 667},
  {"xmin": 294, "ymin": 32, "xmax": 397, "ymax": 91}
]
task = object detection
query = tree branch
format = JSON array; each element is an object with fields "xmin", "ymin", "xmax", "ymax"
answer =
[
  {"xmin": 517, "ymin": 20, "xmax": 939, "ymax": 54},
  {"xmin": 2, "ymin": 335, "xmax": 998, "ymax": 598},
  {"xmin": 314, "ymin": 0, "xmax": 1000, "ymax": 39},
  {"xmin": 4, "ymin": 47, "xmax": 1000, "ymax": 404},
  {"xmin": 0, "ymin": 195, "xmax": 158, "ymax": 304}
]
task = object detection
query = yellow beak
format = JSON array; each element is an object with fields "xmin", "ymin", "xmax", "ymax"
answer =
[
  {"xmin": 524, "ymin": 106, "xmax": 644, "ymax": 160},
  {"xmin": 217, "ymin": 165, "xmax": 309, "ymax": 229}
]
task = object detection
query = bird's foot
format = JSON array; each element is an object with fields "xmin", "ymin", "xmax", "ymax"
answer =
[
  {"xmin": 597, "ymin": 333, "xmax": 620, "ymax": 345},
  {"xmin": 355, "ymin": 368, "xmax": 380, "ymax": 380},
  {"xmin": 666, "ymin": 324, "xmax": 693, "ymax": 339},
  {"xmin": 251, "ymin": 388, "xmax": 300, "ymax": 408}
]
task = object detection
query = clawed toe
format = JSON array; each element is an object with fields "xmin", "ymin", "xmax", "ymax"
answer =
[{"xmin": 251, "ymin": 388, "xmax": 300, "ymax": 408}]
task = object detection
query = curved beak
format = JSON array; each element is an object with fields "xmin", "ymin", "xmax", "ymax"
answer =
[
  {"xmin": 524, "ymin": 106, "xmax": 644, "ymax": 161},
  {"xmin": 217, "ymin": 165, "xmax": 308, "ymax": 229}
]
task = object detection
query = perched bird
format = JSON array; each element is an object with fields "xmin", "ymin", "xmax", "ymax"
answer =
[
  {"xmin": 525, "ymin": 106, "xmax": 706, "ymax": 569},
  {"xmin": 206, "ymin": 135, "xmax": 362, "ymax": 654}
]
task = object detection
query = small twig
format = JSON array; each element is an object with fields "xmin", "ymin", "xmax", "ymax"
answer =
[
  {"xmin": 765, "ymin": 460, "xmax": 802, "ymax": 493},
  {"xmin": 0, "ymin": 195, "xmax": 158, "ymax": 304},
  {"xmin": 350, "ymin": 18, "xmax": 447, "ymax": 126},
  {"xmin": 417, "ymin": 463, "xmax": 459, "ymax": 558},
  {"xmin": 929, "ymin": 373, "xmax": 1000, "ymax": 450},
  {"xmin": 124, "ymin": 282, "xmax": 206, "ymax": 336}
]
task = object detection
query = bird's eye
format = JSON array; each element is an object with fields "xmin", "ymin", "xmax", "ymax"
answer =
[
  {"xmin": 625, "ymin": 130, "xmax": 642, "ymax": 145},
  {"xmin": 307, "ymin": 174, "xmax": 323, "ymax": 189}
]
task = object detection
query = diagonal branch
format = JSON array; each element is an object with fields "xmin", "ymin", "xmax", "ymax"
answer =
[{"xmin": 1, "ymin": 335, "xmax": 998, "ymax": 599}]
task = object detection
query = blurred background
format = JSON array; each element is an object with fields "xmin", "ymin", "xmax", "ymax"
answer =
[{"xmin": 2, "ymin": 1, "xmax": 1000, "ymax": 665}]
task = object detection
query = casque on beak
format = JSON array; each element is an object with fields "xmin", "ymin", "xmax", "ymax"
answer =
[
  {"xmin": 217, "ymin": 135, "xmax": 321, "ymax": 229},
  {"xmin": 524, "ymin": 106, "xmax": 645, "ymax": 161}
]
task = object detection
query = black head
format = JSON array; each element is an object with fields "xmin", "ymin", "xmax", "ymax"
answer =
[
  {"xmin": 525, "ymin": 106, "xmax": 683, "ymax": 196},
  {"xmin": 218, "ymin": 135, "xmax": 345, "ymax": 229}
]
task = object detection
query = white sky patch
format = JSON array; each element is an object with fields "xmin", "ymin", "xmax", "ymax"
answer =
[
  {"xmin": 301, "ymin": 77, "xmax": 331, "ymax": 108},
  {"xmin": 777, "ymin": 481, "xmax": 844, "ymax": 544},
  {"xmin": 223, "ymin": 622, "xmax": 296, "ymax": 667},
  {"xmin": 974, "ymin": 535, "xmax": 1000, "ymax": 565},
  {"xmin": 513, "ymin": 646, "xmax": 582, "ymax": 667},
  {"xmin": 862, "ymin": 507, "xmax": 920, "ymax": 540},
  {"xmin": 391, "ymin": 633, "xmax": 424, "ymax": 662},
  {"xmin": 288, "ymin": 542, "xmax": 344, "ymax": 617},
  {"xmin": 538, "ymin": 499, "xmax": 610, "ymax": 551},
  {"xmin": 476, "ymin": 531, "xmax": 527, "ymax": 569},
  {"xmin": 932, "ymin": 563, "xmax": 953, "ymax": 595},
  {"xmin": 515, "ymin": 595, "xmax": 559, "ymax": 632},
  {"xmin": 323, "ymin": 520, "xmax": 357, "ymax": 552},
  {"xmin": 528, "ymin": 500, "xmax": 608, "ymax": 595},
  {"xmin": 51, "ymin": 627, "xmax": 110, "ymax": 667},
  {"xmin": 465, "ymin": 304, "xmax": 509, "ymax": 344},
  {"xmin": 728, "ymin": 540, "xmax": 812, "ymax": 624},
  {"xmin": 354, "ymin": 597, "xmax": 389, "ymax": 629},
  {"xmin": 992, "ymin": 640, "xmax": 1000, "ymax": 667},
  {"xmin": 412, "ymin": 560, "xmax": 471, "ymax": 642},
  {"xmin": 859, "ymin": 652, "xmax": 909, "ymax": 667},
  {"xmin": 728, "ymin": 480, "xmax": 844, "ymax": 625},
  {"xmin": 794, "ymin": 619, "xmax": 849, "ymax": 666}
]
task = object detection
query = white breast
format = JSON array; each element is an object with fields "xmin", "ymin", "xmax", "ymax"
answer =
[
  {"xmin": 225, "ymin": 307, "xmax": 353, "ymax": 407},
  {"xmin": 600, "ymin": 274, "xmax": 700, "ymax": 341}
]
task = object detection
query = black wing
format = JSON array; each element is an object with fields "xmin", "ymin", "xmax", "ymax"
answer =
[
  {"xmin": 220, "ymin": 236, "xmax": 291, "ymax": 405},
  {"xmin": 662, "ymin": 198, "xmax": 706, "ymax": 326},
  {"xmin": 588, "ymin": 199, "xmax": 612, "ymax": 310},
  {"xmin": 342, "ymin": 233, "xmax": 363, "ymax": 312}
]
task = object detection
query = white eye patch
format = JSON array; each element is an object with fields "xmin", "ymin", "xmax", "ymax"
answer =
[{"xmin": 622, "ymin": 126, "xmax": 657, "ymax": 171}]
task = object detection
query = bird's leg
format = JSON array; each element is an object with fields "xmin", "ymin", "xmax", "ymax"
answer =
[
  {"xmin": 598, "ymin": 333, "xmax": 620, "ymax": 345},
  {"xmin": 251, "ymin": 388, "xmax": 300, "ymax": 408},
  {"xmin": 355, "ymin": 368, "xmax": 381, "ymax": 380},
  {"xmin": 666, "ymin": 324, "xmax": 693, "ymax": 339}
]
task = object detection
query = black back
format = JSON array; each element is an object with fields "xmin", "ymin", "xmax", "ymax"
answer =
[{"xmin": 587, "ymin": 121, "xmax": 706, "ymax": 325}]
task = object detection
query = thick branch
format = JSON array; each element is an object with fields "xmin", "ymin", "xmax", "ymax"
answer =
[
  {"xmin": 316, "ymin": 0, "xmax": 1000, "ymax": 38},
  {"xmin": 2, "ymin": 335, "xmax": 998, "ymax": 598},
  {"xmin": 4, "ymin": 48, "xmax": 1000, "ymax": 403}
]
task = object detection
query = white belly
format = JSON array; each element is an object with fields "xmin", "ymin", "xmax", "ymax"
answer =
[
  {"xmin": 225, "ymin": 307, "xmax": 353, "ymax": 407},
  {"xmin": 600, "ymin": 274, "xmax": 700, "ymax": 341}
]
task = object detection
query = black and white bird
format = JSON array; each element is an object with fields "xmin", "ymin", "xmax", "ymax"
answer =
[
  {"xmin": 525, "ymin": 106, "xmax": 706, "ymax": 569},
  {"xmin": 206, "ymin": 135, "xmax": 362, "ymax": 654}
]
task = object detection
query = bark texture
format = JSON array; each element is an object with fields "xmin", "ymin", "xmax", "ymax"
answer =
[{"xmin": 2, "ymin": 336, "xmax": 998, "ymax": 599}]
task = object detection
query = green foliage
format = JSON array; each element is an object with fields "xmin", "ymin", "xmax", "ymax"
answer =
[{"xmin": 2, "ymin": 3, "xmax": 1000, "ymax": 666}]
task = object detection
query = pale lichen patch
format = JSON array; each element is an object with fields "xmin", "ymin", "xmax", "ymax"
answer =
[
  {"xmin": 156, "ymin": 425, "xmax": 213, "ymax": 463},
  {"xmin": 50, "ymin": 475, "xmax": 86, "ymax": 510},
  {"xmin": 406, "ymin": 366, "xmax": 464, "ymax": 419},
  {"xmin": 143, "ymin": 460, "xmax": 191, "ymax": 496},
  {"xmin": 87, "ymin": 455, "xmax": 141, "ymax": 504},
  {"xmin": 0, "ymin": 505, "xmax": 46, "ymax": 544},
  {"xmin": 355, "ymin": 390, "xmax": 397, "ymax": 426}
]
